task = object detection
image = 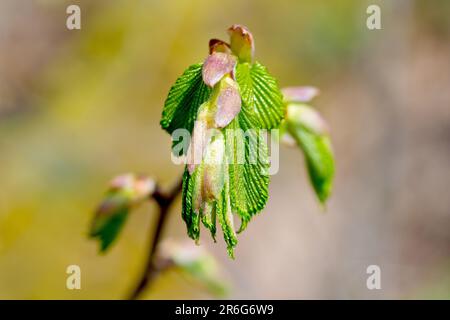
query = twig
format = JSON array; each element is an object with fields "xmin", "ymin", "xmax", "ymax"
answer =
[{"xmin": 127, "ymin": 176, "xmax": 183, "ymax": 300}]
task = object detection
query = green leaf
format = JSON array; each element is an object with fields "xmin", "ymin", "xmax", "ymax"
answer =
[
  {"xmin": 200, "ymin": 201, "xmax": 217, "ymax": 241},
  {"xmin": 161, "ymin": 63, "xmax": 212, "ymax": 136},
  {"xmin": 89, "ymin": 194, "xmax": 130, "ymax": 252},
  {"xmin": 183, "ymin": 164, "xmax": 237, "ymax": 257},
  {"xmin": 225, "ymin": 118, "xmax": 269, "ymax": 231},
  {"xmin": 216, "ymin": 179, "xmax": 238, "ymax": 258},
  {"xmin": 217, "ymin": 60, "xmax": 280, "ymax": 231},
  {"xmin": 90, "ymin": 174, "xmax": 155, "ymax": 252},
  {"xmin": 288, "ymin": 124, "xmax": 335, "ymax": 204},
  {"xmin": 182, "ymin": 168, "xmax": 200, "ymax": 241},
  {"xmin": 235, "ymin": 62, "xmax": 285, "ymax": 129}
]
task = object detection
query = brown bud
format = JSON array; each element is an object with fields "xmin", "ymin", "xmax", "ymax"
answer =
[
  {"xmin": 209, "ymin": 39, "xmax": 231, "ymax": 54},
  {"xmin": 215, "ymin": 78, "xmax": 241, "ymax": 128}
]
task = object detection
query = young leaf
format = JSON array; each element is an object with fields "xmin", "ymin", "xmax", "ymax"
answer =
[
  {"xmin": 182, "ymin": 168, "xmax": 201, "ymax": 241},
  {"xmin": 90, "ymin": 174, "xmax": 155, "ymax": 252},
  {"xmin": 225, "ymin": 118, "xmax": 269, "ymax": 232},
  {"xmin": 216, "ymin": 178, "xmax": 238, "ymax": 258},
  {"xmin": 200, "ymin": 201, "xmax": 217, "ymax": 241},
  {"xmin": 286, "ymin": 112, "xmax": 334, "ymax": 203},
  {"xmin": 235, "ymin": 62, "xmax": 285, "ymax": 129},
  {"xmin": 220, "ymin": 61, "xmax": 282, "ymax": 230},
  {"xmin": 161, "ymin": 63, "xmax": 212, "ymax": 136},
  {"xmin": 90, "ymin": 196, "xmax": 129, "ymax": 252}
]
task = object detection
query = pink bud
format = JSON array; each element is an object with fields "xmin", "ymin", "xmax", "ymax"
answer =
[
  {"xmin": 215, "ymin": 79, "xmax": 241, "ymax": 128},
  {"xmin": 282, "ymin": 86, "xmax": 319, "ymax": 103},
  {"xmin": 287, "ymin": 104, "xmax": 329, "ymax": 135},
  {"xmin": 202, "ymin": 52, "xmax": 237, "ymax": 87}
]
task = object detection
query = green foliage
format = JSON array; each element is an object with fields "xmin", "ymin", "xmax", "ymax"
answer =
[
  {"xmin": 90, "ymin": 198, "xmax": 129, "ymax": 252},
  {"xmin": 172, "ymin": 61, "xmax": 282, "ymax": 256},
  {"xmin": 235, "ymin": 62, "xmax": 285, "ymax": 129},
  {"xmin": 160, "ymin": 63, "xmax": 212, "ymax": 136},
  {"xmin": 224, "ymin": 60, "xmax": 284, "ymax": 229},
  {"xmin": 216, "ymin": 180, "xmax": 238, "ymax": 258},
  {"xmin": 181, "ymin": 168, "xmax": 201, "ymax": 241},
  {"xmin": 90, "ymin": 174, "xmax": 155, "ymax": 252},
  {"xmin": 225, "ymin": 118, "xmax": 269, "ymax": 232},
  {"xmin": 161, "ymin": 25, "xmax": 334, "ymax": 258},
  {"xmin": 288, "ymin": 125, "xmax": 334, "ymax": 203},
  {"xmin": 91, "ymin": 25, "xmax": 335, "ymax": 259},
  {"xmin": 283, "ymin": 103, "xmax": 334, "ymax": 204}
]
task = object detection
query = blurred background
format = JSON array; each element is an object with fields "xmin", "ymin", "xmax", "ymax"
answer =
[{"xmin": 0, "ymin": 0, "xmax": 449, "ymax": 299}]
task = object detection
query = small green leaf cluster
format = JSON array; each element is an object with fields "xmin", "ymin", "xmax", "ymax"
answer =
[
  {"xmin": 90, "ymin": 25, "xmax": 335, "ymax": 259},
  {"xmin": 161, "ymin": 25, "xmax": 334, "ymax": 258}
]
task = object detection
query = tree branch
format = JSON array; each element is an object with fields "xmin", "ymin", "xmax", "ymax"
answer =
[{"xmin": 127, "ymin": 176, "xmax": 183, "ymax": 300}]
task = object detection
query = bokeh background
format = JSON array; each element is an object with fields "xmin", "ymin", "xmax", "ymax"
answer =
[{"xmin": 1, "ymin": 0, "xmax": 449, "ymax": 299}]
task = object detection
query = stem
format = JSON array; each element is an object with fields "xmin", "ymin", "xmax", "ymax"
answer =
[{"xmin": 127, "ymin": 176, "xmax": 183, "ymax": 300}]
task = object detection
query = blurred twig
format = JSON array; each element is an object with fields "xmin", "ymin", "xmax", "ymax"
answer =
[{"xmin": 127, "ymin": 176, "xmax": 183, "ymax": 300}]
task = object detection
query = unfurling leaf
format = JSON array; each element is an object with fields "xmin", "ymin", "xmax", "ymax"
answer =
[
  {"xmin": 164, "ymin": 25, "xmax": 283, "ymax": 257},
  {"xmin": 285, "ymin": 103, "xmax": 334, "ymax": 204},
  {"xmin": 294, "ymin": 129, "xmax": 334, "ymax": 204},
  {"xmin": 161, "ymin": 63, "xmax": 211, "ymax": 136},
  {"xmin": 182, "ymin": 168, "xmax": 200, "ymax": 241},
  {"xmin": 92, "ymin": 23, "xmax": 337, "ymax": 265},
  {"xmin": 235, "ymin": 62, "xmax": 285, "ymax": 129},
  {"xmin": 161, "ymin": 25, "xmax": 330, "ymax": 258},
  {"xmin": 216, "ymin": 179, "xmax": 238, "ymax": 258},
  {"xmin": 90, "ymin": 174, "xmax": 155, "ymax": 252},
  {"xmin": 225, "ymin": 119, "xmax": 269, "ymax": 232}
]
